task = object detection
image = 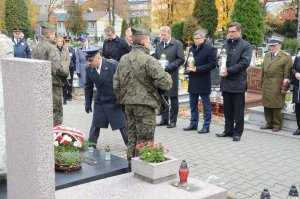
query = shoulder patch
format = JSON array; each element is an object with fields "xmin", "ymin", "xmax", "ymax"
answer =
[
  {"xmin": 282, "ymin": 51, "xmax": 290, "ymax": 56},
  {"xmin": 107, "ymin": 59, "xmax": 118, "ymax": 65}
]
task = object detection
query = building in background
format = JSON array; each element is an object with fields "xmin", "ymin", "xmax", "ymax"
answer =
[{"xmin": 128, "ymin": 0, "xmax": 151, "ymax": 19}]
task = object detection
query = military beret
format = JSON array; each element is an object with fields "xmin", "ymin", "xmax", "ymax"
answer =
[
  {"xmin": 63, "ymin": 36, "xmax": 71, "ymax": 42},
  {"xmin": 268, "ymin": 36, "xmax": 283, "ymax": 46},
  {"xmin": 83, "ymin": 46, "xmax": 100, "ymax": 59},
  {"xmin": 131, "ymin": 24, "xmax": 150, "ymax": 36},
  {"xmin": 40, "ymin": 22, "xmax": 56, "ymax": 31}
]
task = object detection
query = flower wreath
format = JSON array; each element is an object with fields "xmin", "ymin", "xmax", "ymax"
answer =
[{"xmin": 53, "ymin": 125, "xmax": 85, "ymax": 148}]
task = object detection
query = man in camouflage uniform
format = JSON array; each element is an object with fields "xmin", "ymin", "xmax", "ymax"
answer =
[
  {"xmin": 113, "ymin": 24, "xmax": 172, "ymax": 166},
  {"xmin": 32, "ymin": 22, "xmax": 69, "ymax": 126}
]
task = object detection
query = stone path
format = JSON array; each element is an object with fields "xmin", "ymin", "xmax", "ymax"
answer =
[{"xmin": 63, "ymin": 100, "xmax": 300, "ymax": 199}]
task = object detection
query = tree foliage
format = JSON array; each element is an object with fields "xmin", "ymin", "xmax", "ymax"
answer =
[
  {"xmin": 171, "ymin": 21, "xmax": 184, "ymax": 42},
  {"xmin": 215, "ymin": 0, "xmax": 234, "ymax": 34},
  {"xmin": 0, "ymin": 0, "xmax": 5, "ymax": 29},
  {"xmin": 152, "ymin": 0, "xmax": 194, "ymax": 27},
  {"xmin": 193, "ymin": 0, "xmax": 217, "ymax": 38},
  {"xmin": 231, "ymin": 0, "xmax": 265, "ymax": 46},
  {"xmin": 182, "ymin": 16, "xmax": 201, "ymax": 46},
  {"xmin": 65, "ymin": 0, "xmax": 87, "ymax": 37},
  {"xmin": 25, "ymin": 0, "xmax": 40, "ymax": 32},
  {"xmin": 5, "ymin": 0, "xmax": 32, "ymax": 37}
]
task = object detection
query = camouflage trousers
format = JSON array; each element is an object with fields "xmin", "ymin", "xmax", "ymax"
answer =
[
  {"xmin": 53, "ymin": 85, "xmax": 63, "ymax": 126},
  {"xmin": 125, "ymin": 104, "xmax": 156, "ymax": 163}
]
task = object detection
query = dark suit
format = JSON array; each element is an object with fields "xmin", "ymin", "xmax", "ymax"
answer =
[
  {"xmin": 221, "ymin": 38, "xmax": 252, "ymax": 138},
  {"xmin": 85, "ymin": 58, "xmax": 128, "ymax": 145},
  {"xmin": 154, "ymin": 38, "xmax": 185, "ymax": 125},
  {"xmin": 12, "ymin": 37, "xmax": 31, "ymax": 58},
  {"xmin": 291, "ymin": 56, "xmax": 300, "ymax": 129},
  {"xmin": 102, "ymin": 36, "xmax": 130, "ymax": 61},
  {"xmin": 186, "ymin": 41, "xmax": 217, "ymax": 129}
]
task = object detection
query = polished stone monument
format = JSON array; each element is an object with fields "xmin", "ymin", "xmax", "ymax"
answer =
[
  {"xmin": 0, "ymin": 34, "xmax": 14, "ymax": 179},
  {"xmin": 2, "ymin": 58, "xmax": 54, "ymax": 199}
]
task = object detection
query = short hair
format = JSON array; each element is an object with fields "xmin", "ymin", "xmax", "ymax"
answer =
[
  {"xmin": 228, "ymin": 22, "xmax": 242, "ymax": 31},
  {"xmin": 132, "ymin": 35, "xmax": 149, "ymax": 45},
  {"xmin": 0, "ymin": 29, "xmax": 8, "ymax": 36},
  {"xmin": 104, "ymin": 25, "xmax": 115, "ymax": 34},
  {"xmin": 125, "ymin": 28, "xmax": 132, "ymax": 37},
  {"xmin": 41, "ymin": 28, "xmax": 54, "ymax": 36},
  {"xmin": 159, "ymin": 26, "xmax": 172, "ymax": 36},
  {"xmin": 194, "ymin": 29, "xmax": 207, "ymax": 39}
]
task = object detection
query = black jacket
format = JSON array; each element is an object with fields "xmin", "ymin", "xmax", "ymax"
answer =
[
  {"xmin": 291, "ymin": 56, "xmax": 300, "ymax": 103},
  {"xmin": 186, "ymin": 41, "xmax": 217, "ymax": 95},
  {"xmin": 220, "ymin": 38, "xmax": 252, "ymax": 93},
  {"xmin": 68, "ymin": 47, "xmax": 76, "ymax": 71},
  {"xmin": 102, "ymin": 36, "xmax": 130, "ymax": 61},
  {"xmin": 153, "ymin": 38, "xmax": 185, "ymax": 97}
]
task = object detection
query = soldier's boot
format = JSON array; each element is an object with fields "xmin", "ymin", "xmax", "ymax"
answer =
[{"xmin": 120, "ymin": 127, "xmax": 128, "ymax": 146}]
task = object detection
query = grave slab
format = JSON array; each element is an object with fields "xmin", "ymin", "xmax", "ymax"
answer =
[
  {"xmin": 0, "ymin": 150, "xmax": 129, "ymax": 198},
  {"xmin": 55, "ymin": 172, "xmax": 227, "ymax": 199}
]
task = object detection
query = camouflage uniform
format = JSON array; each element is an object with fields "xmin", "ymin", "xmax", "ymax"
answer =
[
  {"xmin": 32, "ymin": 34, "xmax": 69, "ymax": 126},
  {"xmin": 113, "ymin": 25, "xmax": 172, "ymax": 163}
]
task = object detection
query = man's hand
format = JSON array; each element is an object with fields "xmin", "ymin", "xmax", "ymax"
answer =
[
  {"xmin": 77, "ymin": 73, "xmax": 81, "ymax": 78},
  {"xmin": 222, "ymin": 68, "xmax": 228, "ymax": 77},
  {"xmin": 187, "ymin": 67, "xmax": 196, "ymax": 73},
  {"xmin": 85, "ymin": 106, "xmax": 92, "ymax": 113}
]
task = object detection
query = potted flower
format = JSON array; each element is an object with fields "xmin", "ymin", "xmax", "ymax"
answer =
[
  {"xmin": 53, "ymin": 125, "xmax": 88, "ymax": 172},
  {"xmin": 131, "ymin": 140, "xmax": 180, "ymax": 184}
]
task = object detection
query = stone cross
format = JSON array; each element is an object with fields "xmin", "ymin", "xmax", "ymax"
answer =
[{"xmin": 2, "ymin": 58, "xmax": 55, "ymax": 199}]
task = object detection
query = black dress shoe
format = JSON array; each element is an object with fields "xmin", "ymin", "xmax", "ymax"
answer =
[
  {"xmin": 157, "ymin": 121, "xmax": 168, "ymax": 126},
  {"xmin": 260, "ymin": 125, "xmax": 272, "ymax": 129},
  {"xmin": 63, "ymin": 101, "xmax": 67, "ymax": 105},
  {"xmin": 233, "ymin": 136, "xmax": 241, "ymax": 141},
  {"xmin": 216, "ymin": 132, "xmax": 228, "ymax": 137},
  {"xmin": 293, "ymin": 128, "xmax": 300, "ymax": 135},
  {"xmin": 167, "ymin": 123, "xmax": 176, "ymax": 128},
  {"xmin": 183, "ymin": 126, "xmax": 197, "ymax": 131},
  {"xmin": 198, "ymin": 128, "xmax": 210, "ymax": 134}
]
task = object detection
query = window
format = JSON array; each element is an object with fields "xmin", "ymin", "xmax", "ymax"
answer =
[{"xmin": 90, "ymin": 22, "xmax": 95, "ymax": 28}]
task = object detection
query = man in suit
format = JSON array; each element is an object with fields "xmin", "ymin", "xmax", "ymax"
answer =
[
  {"xmin": 260, "ymin": 36, "xmax": 292, "ymax": 132},
  {"xmin": 215, "ymin": 22, "xmax": 252, "ymax": 141},
  {"xmin": 12, "ymin": 28, "xmax": 31, "ymax": 59},
  {"xmin": 154, "ymin": 26, "xmax": 185, "ymax": 128},
  {"xmin": 84, "ymin": 46, "xmax": 128, "ymax": 148},
  {"xmin": 102, "ymin": 25, "xmax": 130, "ymax": 61},
  {"xmin": 183, "ymin": 30, "xmax": 217, "ymax": 134}
]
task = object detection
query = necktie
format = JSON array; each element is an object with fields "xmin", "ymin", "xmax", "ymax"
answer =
[
  {"xmin": 271, "ymin": 53, "xmax": 274, "ymax": 60},
  {"xmin": 164, "ymin": 42, "xmax": 167, "ymax": 48}
]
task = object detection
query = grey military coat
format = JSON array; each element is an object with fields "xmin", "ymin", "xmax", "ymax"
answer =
[{"xmin": 154, "ymin": 38, "xmax": 185, "ymax": 96}]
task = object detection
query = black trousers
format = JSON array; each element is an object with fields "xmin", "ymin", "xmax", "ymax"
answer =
[
  {"xmin": 295, "ymin": 103, "xmax": 300, "ymax": 128},
  {"xmin": 161, "ymin": 96, "xmax": 179, "ymax": 124},
  {"xmin": 222, "ymin": 92, "xmax": 245, "ymax": 137},
  {"xmin": 62, "ymin": 70, "xmax": 75, "ymax": 101},
  {"xmin": 88, "ymin": 126, "xmax": 128, "ymax": 146}
]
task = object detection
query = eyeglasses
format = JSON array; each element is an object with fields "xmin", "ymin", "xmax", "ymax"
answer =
[
  {"xmin": 193, "ymin": 37, "xmax": 202, "ymax": 40},
  {"xmin": 228, "ymin": 30, "xmax": 238, "ymax": 33}
]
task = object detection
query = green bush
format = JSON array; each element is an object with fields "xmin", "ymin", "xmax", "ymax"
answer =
[
  {"xmin": 171, "ymin": 21, "xmax": 184, "ymax": 42},
  {"xmin": 282, "ymin": 38, "xmax": 299, "ymax": 55}
]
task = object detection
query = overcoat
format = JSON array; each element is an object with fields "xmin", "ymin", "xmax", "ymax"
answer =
[
  {"xmin": 186, "ymin": 41, "xmax": 217, "ymax": 95},
  {"xmin": 290, "ymin": 55, "xmax": 300, "ymax": 103},
  {"xmin": 153, "ymin": 38, "xmax": 185, "ymax": 97},
  {"xmin": 261, "ymin": 50, "xmax": 292, "ymax": 108},
  {"xmin": 76, "ymin": 45, "xmax": 95, "ymax": 87},
  {"xmin": 12, "ymin": 38, "xmax": 32, "ymax": 58},
  {"xmin": 85, "ymin": 58, "xmax": 126, "ymax": 130}
]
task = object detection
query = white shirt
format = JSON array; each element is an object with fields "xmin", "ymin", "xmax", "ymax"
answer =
[
  {"xmin": 164, "ymin": 38, "xmax": 171, "ymax": 48},
  {"xmin": 96, "ymin": 61, "xmax": 102, "ymax": 75}
]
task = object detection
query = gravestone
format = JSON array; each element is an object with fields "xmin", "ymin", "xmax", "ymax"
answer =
[
  {"xmin": 2, "ymin": 58, "xmax": 55, "ymax": 199},
  {"xmin": 245, "ymin": 66, "xmax": 262, "ymax": 110},
  {"xmin": 0, "ymin": 34, "xmax": 14, "ymax": 180}
]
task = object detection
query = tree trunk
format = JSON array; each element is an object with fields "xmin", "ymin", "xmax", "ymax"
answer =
[
  {"xmin": 297, "ymin": 0, "xmax": 300, "ymax": 44},
  {"xmin": 108, "ymin": 0, "xmax": 112, "ymax": 25},
  {"xmin": 112, "ymin": 0, "xmax": 115, "ymax": 27}
]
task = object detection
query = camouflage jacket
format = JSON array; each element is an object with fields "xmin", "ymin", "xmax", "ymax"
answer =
[
  {"xmin": 113, "ymin": 44, "xmax": 172, "ymax": 109},
  {"xmin": 32, "ymin": 35, "xmax": 69, "ymax": 86}
]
